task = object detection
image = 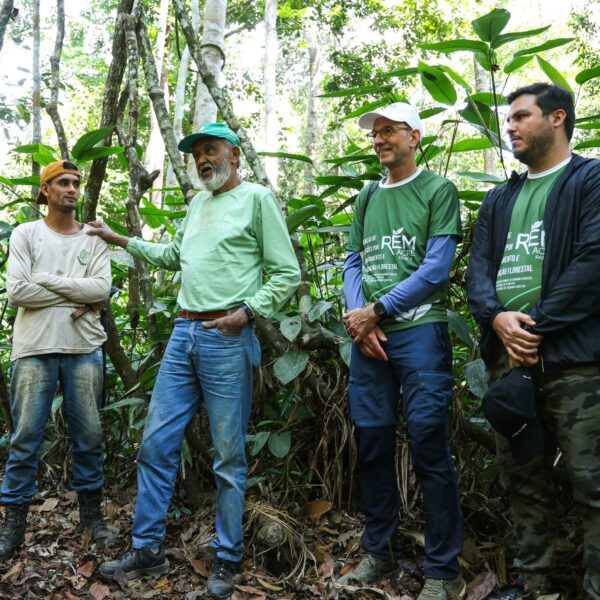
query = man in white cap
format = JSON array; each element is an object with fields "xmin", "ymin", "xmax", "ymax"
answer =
[{"xmin": 339, "ymin": 103, "xmax": 465, "ymax": 599}]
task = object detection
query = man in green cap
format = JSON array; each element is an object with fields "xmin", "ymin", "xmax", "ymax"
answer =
[{"xmin": 90, "ymin": 123, "xmax": 300, "ymax": 598}]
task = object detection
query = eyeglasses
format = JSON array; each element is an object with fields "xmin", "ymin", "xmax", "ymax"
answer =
[{"xmin": 367, "ymin": 125, "xmax": 412, "ymax": 143}]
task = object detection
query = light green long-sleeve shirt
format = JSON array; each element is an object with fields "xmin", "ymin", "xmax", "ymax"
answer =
[{"xmin": 127, "ymin": 182, "xmax": 300, "ymax": 318}]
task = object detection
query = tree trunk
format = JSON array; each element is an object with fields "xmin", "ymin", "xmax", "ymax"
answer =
[
  {"xmin": 47, "ymin": 0, "xmax": 69, "ymax": 159},
  {"xmin": 81, "ymin": 0, "xmax": 134, "ymax": 223},
  {"xmin": 263, "ymin": 0, "xmax": 278, "ymax": 188},
  {"xmin": 473, "ymin": 57, "xmax": 496, "ymax": 176},
  {"xmin": 303, "ymin": 17, "xmax": 320, "ymax": 196},
  {"xmin": 31, "ymin": 0, "xmax": 41, "ymax": 202},
  {"xmin": 144, "ymin": 0, "xmax": 170, "ymax": 208},
  {"xmin": 187, "ymin": 0, "xmax": 226, "ymax": 186},
  {"xmin": 0, "ymin": 0, "xmax": 14, "ymax": 54},
  {"xmin": 137, "ymin": 7, "xmax": 195, "ymax": 203}
]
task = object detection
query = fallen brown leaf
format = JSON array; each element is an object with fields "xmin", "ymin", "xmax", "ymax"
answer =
[
  {"xmin": 1, "ymin": 561, "xmax": 24, "ymax": 583},
  {"xmin": 77, "ymin": 559, "xmax": 94, "ymax": 578},
  {"xmin": 256, "ymin": 576, "xmax": 284, "ymax": 592},
  {"xmin": 466, "ymin": 572, "xmax": 498, "ymax": 600},
  {"xmin": 305, "ymin": 499, "xmax": 332, "ymax": 524},
  {"xmin": 189, "ymin": 558, "xmax": 209, "ymax": 577},
  {"xmin": 89, "ymin": 581, "xmax": 110, "ymax": 600},
  {"xmin": 37, "ymin": 498, "xmax": 60, "ymax": 512}
]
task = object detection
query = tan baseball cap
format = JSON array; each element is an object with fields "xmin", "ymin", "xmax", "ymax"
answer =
[{"xmin": 37, "ymin": 160, "xmax": 81, "ymax": 204}]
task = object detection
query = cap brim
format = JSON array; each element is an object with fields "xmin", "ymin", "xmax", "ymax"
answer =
[
  {"xmin": 178, "ymin": 133, "xmax": 207, "ymax": 153},
  {"xmin": 357, "ymin": 112, "xmax": 383, "ymax": 130},
  {"xmin": 508, "ymin": 419, "xmax": 545, "ymax": 465}
]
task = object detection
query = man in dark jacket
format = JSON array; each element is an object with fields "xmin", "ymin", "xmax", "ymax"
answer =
[{"xmin": 466, "ymin": 83, "xmax": 600, "ymax": 598}]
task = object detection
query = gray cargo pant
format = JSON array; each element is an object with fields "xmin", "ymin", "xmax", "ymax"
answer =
[{"xmin": 490, "ymin": 360, "xmax": 600, "ymax": 598}]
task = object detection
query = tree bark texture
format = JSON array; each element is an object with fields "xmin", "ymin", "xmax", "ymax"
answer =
[
  {"xmin": 31, "ymin": 0, "xmax": 41, "ymax": 201},
  {"xmin": 144, "ymin": 0, "xmax": 170, "ymax": 208},
  {"xmin": 81, "ymin": 0, "xmax": 134, "ymax": 223},
  {"xmin": 187, "ymin": 0, "xmax": 227, "ymax": 186},
  {"xmin": 117, "ymin": 9, "xmax": 160, "ymax": 342},
  {"xmin": 303, "ymin": 19, "xmax": 320, "ymax": 196},
  {"xmin": 473, "ymin": 57, "xmax": 496, "ymax": 176},
  {"xmin": 47, "ymin": 0, "xmax": 69, "ymax": 160},
  {"xmin": 0, "ymin": 0, "xmax": 14, "ymax": 54},
  {"xmin": 137, "ymin": 11, "xmax": 195, "ymax": 203},
  {"xmin": 263, "ymin": 0, "xmax": 278, "ymax": 188}
]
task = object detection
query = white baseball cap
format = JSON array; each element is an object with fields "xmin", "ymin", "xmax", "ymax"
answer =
[{"xmin": 358, "ymin": 102, "xmax": 424, "ymax": 137}]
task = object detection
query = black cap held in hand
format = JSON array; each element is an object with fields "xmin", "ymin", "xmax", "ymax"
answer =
[{"xmin": 483, "ymin": 367, "xmax": 544, "ymax": 465}]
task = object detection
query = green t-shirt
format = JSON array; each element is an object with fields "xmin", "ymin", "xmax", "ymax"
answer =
[
  {"xmin": 127, "ymin": 182, "xmax": 300, "ymax": 318},
  {"xmin": 496, "ymin": 164, "xmax": 567, "ymax": 312},
  {"xmin": 347, "ymin": 169, "xmax": 461, "ymax": 332}
]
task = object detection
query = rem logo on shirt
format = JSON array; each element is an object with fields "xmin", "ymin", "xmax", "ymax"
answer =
[
  {"xmin": 515, "ymin": 220, "xmax": 545, "ymax": 257},
  {"xmin": 381, "ymin": 228, "xmax": 416, "ymax": 258}
]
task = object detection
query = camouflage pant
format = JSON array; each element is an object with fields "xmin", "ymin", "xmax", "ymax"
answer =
[{"xmin": 490, "ymin": 361, "xmax": 600, "ymax": 598}]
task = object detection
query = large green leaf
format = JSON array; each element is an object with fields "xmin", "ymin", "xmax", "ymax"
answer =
[
  {"xmin": 536, "ymin": 56, "xmax": 572, "ymax": 93},
  {"xmin": 33, "ymin": 152, "xmax": 56, "ymax": 167},
  {"xmin": 307, "ymin": 300, "xmax": 333, "ymax": 322},
  {"xmin": 447, "ymin": 309, "xmax": 474, "ymax": 348},
  {"xmin": 514, "ymin": 38, "xmax": 575, "ymax": 58},
  {"xmin": 77, "ymin": 146, "xmax": 123, "ymax": 162},
  {"xmin": 102, "ymin": 397, "xmax": 146, "ymax": 411},
  {"xmin": 464, "ymin": 359, "xmax": 487, "ymax": 398},
  {"xmin": 319, "ymin": 83, "xmax": 394, "ymax": 98},
  {"xmin": 268, "ymin": 431, "xmax": 292, "ymax": 458},
  {"xmin": 280, "ymin": 316, "xmax": 302, "ymax": 342},
  {"xmin": 273, "ymin": 351, "xmax": 309, "ymax": 384},
  {"xmin": 575, "ymin": 122, "xmax": 600, "ymax": 130},
  {"xmin": 576, "ymin": 112, "xmax": 600, "ymax": 124},
  {"xmin": 418, "ymin": 39, "xmax": 488, "ymax": 54},
  {"xmin": 458, "ymin": 190, "xmax": 487, "ymax": 201},
  {"xmin": 492, "ymin": 25, "xmax": 551, "ymax": 49},
  {"xmin": 457, "ymin": 171, "xmax": 506, "ymax": 184},
  {"xmin": 0, "ymin": 221, "xmax": 14, "ymax": 240},
  {"xmin": 575, "ymin": 65, "xmax": 600, "ymax": 86},
  {"xmin": 418, "ymin": 61, "xmax": 457, "ymax": 105},
  {"xmin": 13, "ymin": 143, "xmax": 55, "ymax": 156},
  {"xmin": 286, "ymin": 204, "xmax": 322, "ymax": 233},
  {"xmin": 340, "ymin": 341, "xmax": 352, "ymax": 367},
  {"xmin": 71, "ymin": 126, "xmax": 115, "ymax": 160},
  {"xmin": 343, "ymin": 98, "xmax": 390, "ymax": 120},
  {"xmin": 471, "ymin": 8, "xmax": 510, "ymax": 43},
  {"xmin": 258, "ymin": 151, "xmax": 313, "ymax": 164},
  {"xmin": 248, "ymin": 431, "xmax": 270, "ymax": 456},
  {"xmin": 137, "ymin": 206, "xmax": 187, "ymax": 218},
  {"xmin": 469, "ymin": 92, "xmax": 507, "ymax": 106},
  {"xmin": 459, "ymin": 100, "xmax": 498, "ymax": 136},
  {"xmin": 420, "ymin": 107, "xmax": 447, "ymax": 119},
  {"xmin": 503, "ymin": 55, "xmax": 534, "ymax": 74},
  {"xmin": 450, "ymin": 138, "xmax": 494, "ymax": 152},
  {"xmin": 439, "ymin": 65, "xmax": 472, "ymax": 93},
  {"xmin": 9, "ymin": 176, "xmax": 40, "ymax": 186},
  {"xmin": 573, "ymin": 138, "xmax": 600, "ymax": 150},
  {"xmin": 382, "ymin": 67, "xmax": 419, "ymax": 79},
  {"xmin": 0, "ymin": 176, "xmax": 13, "ymax": 187}
]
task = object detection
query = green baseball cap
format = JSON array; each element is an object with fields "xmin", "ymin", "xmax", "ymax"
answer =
[{"xmin": 178, "ymin": 123, "xmax": 241, "ymax": 153}]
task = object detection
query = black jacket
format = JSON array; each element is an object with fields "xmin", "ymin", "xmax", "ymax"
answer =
[{"xmin": 466, "ymin": 154, "xmax": 600, "ymax": 370}]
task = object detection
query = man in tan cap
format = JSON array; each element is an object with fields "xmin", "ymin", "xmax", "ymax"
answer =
[{"xmin": 0, "ymin": 160, "xmax": 115, "ymax": 561}]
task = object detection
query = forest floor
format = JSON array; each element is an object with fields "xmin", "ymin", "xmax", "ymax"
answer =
[{"xmin": 0, "ymin": 485, "xmax": 583, "ymax": 600}]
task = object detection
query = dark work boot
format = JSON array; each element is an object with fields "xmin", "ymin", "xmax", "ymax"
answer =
[
  {"xmin": 99, "ymin": 547, "xmax": 170, "ymax": 580},
  {"xmin": 78, "ymin": 489, "xmax": 118, "ymax": 546},
  {"xmin": 207, "ymin": 557, "xmax": 239, "ymax": 598},
  {"xmin": 0, "ymin": 504, "xmax": 28, "ymax": 560}
]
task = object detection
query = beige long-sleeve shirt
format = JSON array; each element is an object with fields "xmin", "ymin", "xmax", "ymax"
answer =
[{"xmin": 7, "ymin": 220, "xmax": 111, "ymax": 360}]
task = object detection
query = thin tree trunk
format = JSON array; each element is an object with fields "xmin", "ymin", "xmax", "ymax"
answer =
[
  {"xmin": 116, "ymin": 9, "xmax": 160, "ymax": 342},
  {"xmin": 144, "ymin": 0, "xmax": 170, "ymax": 208},
  {"xmin": 187, "ymin": 0, "xmax": 226, "ymax": 185},
  {"xmin": 303, "ymin": 19, "xmax": 320, "ymax": 196},
  {"xmin": 31, "ymin": 0, "xmax": 41, "ymax": 202},
  {"xmin": 47, "ymin": 0, "xmax": 69, "ymax": 159},
  {"xmin": 473, "ymin": 57, "xmax": 496, "ymax": 175},
  {"xmin": 137, "ymin": 9, "xmax": 195, "ymax": 203},
  {"xmin": 0, "ymin": 0, "xmax": 14, "ymax": 54},
  {"xmin": 263, "ymin": 0, "xmax": 278, "ymax": 188},
  {"xmin": 81, "ymin": 0, "xmax": 134, "ymax": 223}
]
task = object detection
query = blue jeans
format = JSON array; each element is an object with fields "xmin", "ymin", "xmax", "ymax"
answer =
[
  {"xmin": 348, "ymin": 323, "xmax": 462, "ymax": 579},
  {"xmin": 1, "ymin": 350, "xmax": 105, "ymax": 505},
  {"xmin": 132, "ymin": 319, "xmax": 260, "ymax": 563}
]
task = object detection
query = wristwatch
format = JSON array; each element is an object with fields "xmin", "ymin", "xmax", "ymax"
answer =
[
  {"xmin": 241, "ymin": 303, "xmax": 255, "ymax": 323},
  {"xmin": 373, "ymin": 301, "xmax": 387, "ymax": 318}
]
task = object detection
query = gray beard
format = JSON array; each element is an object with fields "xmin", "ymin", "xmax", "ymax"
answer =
[{"xmin": 199, "ymin": 160, "xmax": 232, "ymax": 192}]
